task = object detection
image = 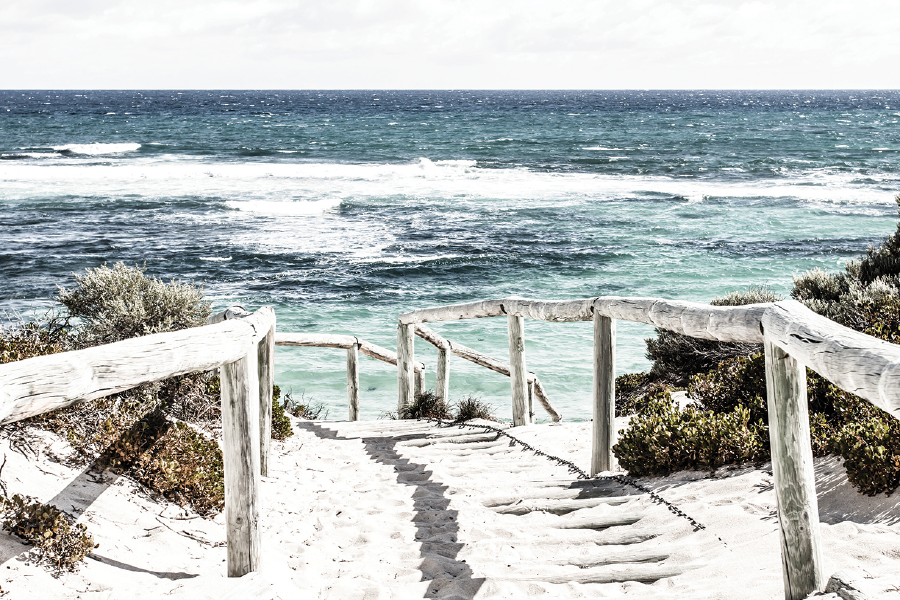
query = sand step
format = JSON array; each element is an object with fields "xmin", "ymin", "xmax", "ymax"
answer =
[
  {"xmin": 482, "ymin": 487, "xmax": 638, "ymax": 507},
  {"xmin": 491, "ymin": 496, "xmax": 634, "ymax": 514},
  {"xmin": 287, "ymin": 420, "xmax": 718, "ymax": 597}
]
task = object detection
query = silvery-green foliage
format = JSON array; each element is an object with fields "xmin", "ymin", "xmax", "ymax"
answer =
[
  {"xmin": 793, "ymin": 195, "xmax": 900, "ymax": 330},
  {"xmin": 56, "ymin": 262, "xmax": 211, "ymax": 347}
]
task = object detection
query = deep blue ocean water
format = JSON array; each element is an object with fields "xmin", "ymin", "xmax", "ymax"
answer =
[{"xmin": 2, "ymin": 90, "xmax": 899, "ymax": 421}]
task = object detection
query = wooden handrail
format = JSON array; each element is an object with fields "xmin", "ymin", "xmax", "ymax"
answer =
[
  {"xmin": 413, "ymin": 324, "xmax": 562, "ymax": 422},
  {"xmin": 1, "ymin": 306, "xmax": 276, "ymax": 580},
  {"xmin": 397, "ymin": 294, "xmax": 900, "ymax": 599},
  {"xmin": 0, "ymin": 307, "xmax": 275, "ymax": 425},
  {"xmin": 274, "ymin": 332, "xmax": 427, "ymax": 420}
]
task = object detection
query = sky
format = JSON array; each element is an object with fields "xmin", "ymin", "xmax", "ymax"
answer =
[{"xmin": 2, "ymin": 0, "xmax": 900, "ymax": 89}]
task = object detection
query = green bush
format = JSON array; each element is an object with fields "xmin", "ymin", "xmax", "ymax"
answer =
[
  {"xmin": 831, "ymin": 416, "xmax": 900, "ymax": 496},
  {"xmin": 271, "ymin": 385, "xmax": 293, "ymax": 440},
  {"xmin": 101, "ymin": 411, "xmax": 224, "ymax": 516},
  {"xmin": 454, "ymin": 396, "xmax": 496, "ymax": 422},
  {"xmin": 688, "ymin": 354, "xmax": 767, "ymax": 424},
  {"xmin": 626, "ymin": 348, "xmax": 900, "ymax": 495},
  {"xmin": 612, "ymin": 391, "xmax": 769, "ymax": 477},
  {"xmin": 56, "ymin": 262, "xmax": 211, "ymax": 347},
  {"xmin": 614, "ymin": 372, "xmax": 676, "ymax": 416},
  {"xmin": 400, "ymin": 390, "xmax": 453, "ymax": 420},
  {"xmin": 0, "ymin": 494, "xmax": 95, "ymax": 572},
  {"xmin": 0, "ymin": 317, "xmax": 67, "ymax": 364},
  {"xmin": 792, "ymin": 195, "xmax": 900, "ymax": 333}
]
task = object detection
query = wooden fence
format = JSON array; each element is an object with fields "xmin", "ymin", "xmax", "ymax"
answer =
[
  {"xmin": 398, "ymin": 296, "xmax": 900, "ymax": 600},
  {"xmin": 274, "ymin": 332, "xmax": 427, "ymax": 420},
  {"xmin": 0, "ymin": 306, "xmax": 276, "ymax": 578}
]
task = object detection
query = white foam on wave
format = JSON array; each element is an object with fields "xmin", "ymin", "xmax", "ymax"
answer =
[
  {"xmin": 1, "ymin": 152, "xmax": 57, "ymax": 159},
  {"xmin": 51, "ymin": 143, "xmax": 141, "ymax": 155},
  {"xmin": 199, "ymin": 256, "xmax": 232, "ymax": 262},
  {"xmin": 224, "ymin": 197, "xmax": 342, "ymax": 216},
  {"xmin": 2, "ymin": 155, "xmax": 897, "ymax": 209}
]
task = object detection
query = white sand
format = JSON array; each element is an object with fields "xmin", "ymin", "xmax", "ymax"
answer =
[{"xmin": 0, "ymin": 418, "xmax": 898, "ymax": 599}]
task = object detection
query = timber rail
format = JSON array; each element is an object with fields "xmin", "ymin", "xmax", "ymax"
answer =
[
  {"xmin": 0, "ymin": 306, "xmax": 277, "ymax": 578},
  {"xmin": 398, "ymin": 295, "xmax": 900, "ymax": 600}
]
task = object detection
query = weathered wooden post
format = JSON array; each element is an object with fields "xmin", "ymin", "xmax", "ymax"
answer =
[
  {"xmin": 397, "ymin": 323, "xmax": 415, "ymax": 414},
  {"xmin": 435, "ymin": 345, "xmax": 450, "ymax": 402},
  {"xmin": 414, "ymin": 366, "xmax": 426, "ymax": 398},
  {"xmin": 220, "ymin": 347, "xmax": 262, "ymax": 577},
  {"xmin": 347, "ymin": 343, "xmax": 360, "ymax": 421},
  {"xmin": 591, "ymin": 312, "xmax": 616, "ymax": 475},
  {"xmin": 527, "ymin": 379, "xmax": 535, "ymax": 425},
  {"xmin": 507, "ymin": 314, "xmax": 529, "ymax": 426},
  {"xmin": 764, "ymin": 339, "xmax": 824, "ymax": 599},
  {"xmin": 257, "ymin": 322, "xmax": 274, "ymax": 478}
]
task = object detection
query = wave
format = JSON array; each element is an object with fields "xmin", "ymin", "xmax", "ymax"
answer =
[
  {"xmin": 224, "ymin": 198, "xmax": 342, "ymax": 215},
  {"xmin": 50, "ymin": 143, "xmax": 141, "ymax": 155},
  {"xmin": 2, "ymin": 156, "xmax": 897, "ymax": 208},
  {"xmin": 1, "ymin": 152, "xmax": 58, "ymax": 160}
]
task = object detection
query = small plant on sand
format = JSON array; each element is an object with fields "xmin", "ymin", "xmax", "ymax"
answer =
[
  {"xmin": 101, "ymin": 411, "xmax": 225, "ymax": 516},
  {"xmin": 399, "ymin": 390, "xmax": 453, "ymax": 420},
  {"xmin": 454, "ymin": 395, "xmax": 496, "ymax": 422},
  {"xmin": 271, "ymin": 385, "xmax": 294, "ymax": 440},
  {"xmin": 283, "ymin": 391, "xmax": 329, "ymax": 420},
  {"xmin": 0, "ymin": 494, "xmax": 95, "ymax": 572}
]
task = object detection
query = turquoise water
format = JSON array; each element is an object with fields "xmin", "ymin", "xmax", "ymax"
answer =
[{"xmin": 2, "ymin": 90, "xmax": 899, "ymax": 421}]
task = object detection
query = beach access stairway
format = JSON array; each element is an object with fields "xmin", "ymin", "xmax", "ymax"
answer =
[
  {"xmin": 2, "ymin": 295, "xmax": 899, "ymax": 599},
  {"xmin": 270, "ymin": 418, "xmax": 717, "ymax": 600}
]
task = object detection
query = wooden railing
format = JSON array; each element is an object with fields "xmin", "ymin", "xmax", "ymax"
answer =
[
  {"xmin": 0, "ymin": 306, "xmax": 276, "ymax": 579},
  {"xmin": 413, "ymin": 324, "xmax": 561, "ymax": 422},
  {"xmin": 398, "ymin": 296, "xmax": 900, "ymax": 600},
  {"xmin": 274, "ymin": 332, "xmax": 427, "ymax": 420}
]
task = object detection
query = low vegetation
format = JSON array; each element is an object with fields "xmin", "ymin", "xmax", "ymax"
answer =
[
  {"xmin": 614, "ymin": 197, "xmax": 900, "ymax": 496},
  {"xmin": 271, "ymin": 385, "xmax": 294, "ymax": 440},
  {"xmin": 282, "ymin": 390, "xmax": 329, "ymax": 420},
  {"xmin": 385, "ymin": 391, "xmax": 497, "ymax": 422},
  {"xmin": 0, "ymin": 263, "xmax": 296, "ymax": 568},
  {"xmin": 0, "ymin": 494, "xmax": 95, "ymax": 573}
]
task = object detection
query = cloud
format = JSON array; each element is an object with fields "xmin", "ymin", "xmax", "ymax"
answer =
[{"xmin": 1, "ymin": 0, "xmax": 898, "ymax": 88}]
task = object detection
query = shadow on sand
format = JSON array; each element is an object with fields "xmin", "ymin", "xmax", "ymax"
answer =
[{"xmin": 296, "ymin": 421, "xmax": 485, "ymax": 600}]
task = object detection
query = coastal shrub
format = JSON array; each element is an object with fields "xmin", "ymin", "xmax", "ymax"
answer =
[
  {"xmin": 688, "ymin": 354, "xmax": 768, "ymax": 424},
  {"xmin": 271, "ymin": 385, "xmax": 294, "ymax": 440},
  {"xmin": 56, "ymin": 262, "xmax": 211, "ymax": 347},
  {"xmin": 612, "ymin": 391, "xmax": 769, "ymax": 477},
  {"xmin": 101, "ymin": 411, "xmax": 224, "ymax": 516},
  {"xmin": 614, "ymin": 372, "xmax": 675, "ymax": 416},
  {"xmin": 644, "ymin": 285, "xmax": 781, "ymax": 386},
  {"xmin": 454, "ymin": 396, "xmax": 496, "ymax": 422},
  {"xmin": 283, "ymin": 391, "xmax": 329, "ymax": 420},
  {"xmin": 831, "ymin": 416, "xmax": 900, "ymax": 496},
  {"xmin": 0, "ymin": 494, "xmax": 95, "ymax": 572},
  {"xmin": 792, "ymin": 195, "xmax": 900, "ymax": 333},
  {"xmin": 0, "ymin": 313, "xmax": 68, "ymax": 364},
  {"xmin": 400, "ymin": 390, "xmax": 453, "ymax": 420}
]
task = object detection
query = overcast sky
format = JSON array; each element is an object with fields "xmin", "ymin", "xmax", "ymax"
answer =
[{"xmin": 3, "ymin": 0, "xmax": 899, "ymax": 89}]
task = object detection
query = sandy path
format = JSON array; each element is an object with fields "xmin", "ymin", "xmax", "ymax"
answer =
[{"xmin": 1, "ymin": 418, "xmax": 898, "ymax": 598}]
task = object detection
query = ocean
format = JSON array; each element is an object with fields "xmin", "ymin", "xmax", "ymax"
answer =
[{"xmin": 2, "ymin": 90, "xmax": 899, "ymax": 421}]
